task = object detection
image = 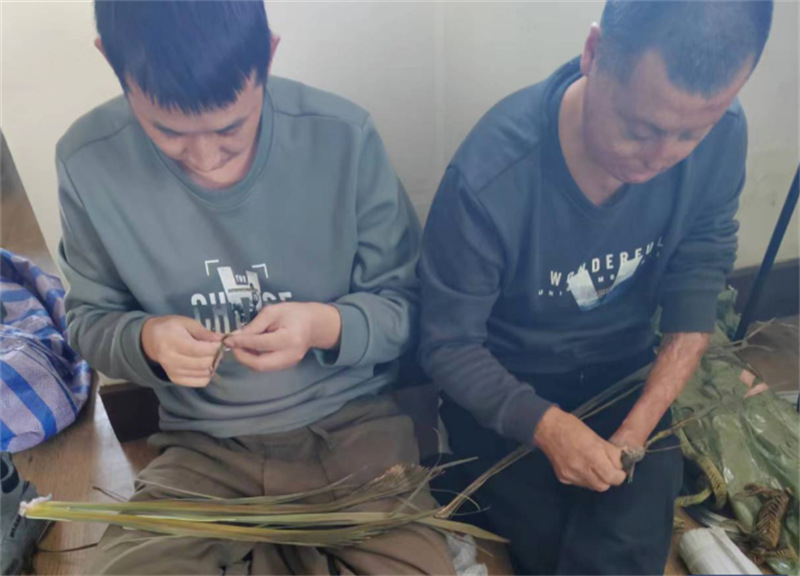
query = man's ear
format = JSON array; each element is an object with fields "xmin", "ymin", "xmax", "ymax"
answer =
[
  {"xmin": 580, "ymin": 24, "xmax": 602, "ymax": 77},
  {"xmin": 267, "ymin": 33, "xmax": 281, "ymax": 76},
  {"xmin": 95, "ymin": 37, "xmax": 110, "ymax": 64}
]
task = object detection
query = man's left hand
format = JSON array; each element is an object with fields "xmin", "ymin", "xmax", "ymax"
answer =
[
  {"xmin": 608, "ymin": 426, "xmax": 649, "ymax": 453},
  {"xmin": 226, "ymin": 302, "xmax": 341, "ymax": 372}
]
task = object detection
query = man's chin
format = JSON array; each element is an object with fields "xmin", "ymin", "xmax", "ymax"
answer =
[
  {"xmin": 621, "ymin": 169, "xmax": 659, "ymax": 185},
  {"xmin": 181, "ymin": 163, "xmax": 237, "ymax": 187},
  {"xmin": 189, "ymin": 169, "xmax": 239, "ymax": 188},
  {"xmin": 598, "ymin": 160, "xmax": 659, "ymax": 187}
]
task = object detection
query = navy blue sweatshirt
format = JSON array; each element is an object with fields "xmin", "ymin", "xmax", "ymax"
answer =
[{"xmin": 419, "ymin": 58, "xmax": 746, "ymax": 445}]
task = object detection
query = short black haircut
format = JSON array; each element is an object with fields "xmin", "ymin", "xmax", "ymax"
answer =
[
  {"xmin": 598, "ymin": 0, "xmax": 774, "ymax": 96},
  {"xmin": 95, "ymin": 0, "xmax": 271, "ymax": 113}
]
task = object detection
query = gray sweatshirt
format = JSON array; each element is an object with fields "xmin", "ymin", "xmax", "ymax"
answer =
[{"xmin": 58, "ymin": 76, "xmax": 421, "ymax": 438}]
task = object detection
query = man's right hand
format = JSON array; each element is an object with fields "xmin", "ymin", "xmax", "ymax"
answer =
[
  {"xmin": 533, "ymin": 406, "xmax": 627, "ymax": 492},
  {"xmin": 141, "ymin": 316, "xmax": 223, "ymax": 387}
]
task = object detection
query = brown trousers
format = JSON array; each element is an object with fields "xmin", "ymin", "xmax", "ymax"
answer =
[{"xmin": 90, "ymin": 395, "xmax": 456, "ymax": 575}]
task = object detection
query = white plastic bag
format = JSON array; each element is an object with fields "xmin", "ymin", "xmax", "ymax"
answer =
[{"xmin": 446, "ymin": 533, "xmax": 489, "ymax": 576}]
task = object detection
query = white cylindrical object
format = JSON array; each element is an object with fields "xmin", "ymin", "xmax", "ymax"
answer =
[{"xmin": 679, "ymin": 527, "xmax": 761, "ymax": 575}]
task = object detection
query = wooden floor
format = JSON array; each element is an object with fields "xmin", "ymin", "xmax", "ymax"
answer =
[
  {"xmin": 739, "ymin": 316, "xmax": 800, "ymax": 395},
  {"xmin": 14, "ymin": 390, "xmax": 158, "ymax": 575}
]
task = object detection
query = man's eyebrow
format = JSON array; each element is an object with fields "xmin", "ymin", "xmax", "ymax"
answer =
[
  {"xmin": 153, "ymin": 117, "xmax": 247, "ymax": 136},
  {"xmin": 630, "ymin": 116, "xmax": 668, "ymax": 136},
  {"xmin": 216, "ymin": 118, "xmax": 246, "ymax": 133},
  {"xmin": 154, "ymin": 122, "xmax": 184, "ymax": 135}
]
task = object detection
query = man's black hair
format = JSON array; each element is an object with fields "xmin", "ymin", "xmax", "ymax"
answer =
[
  {"xmin": 95, "ymin": 0, "xmax": 271, "ymax": 113},
  {"xmin": 598, "ymin": 0, "xmax": 774, "ymax": 96}
]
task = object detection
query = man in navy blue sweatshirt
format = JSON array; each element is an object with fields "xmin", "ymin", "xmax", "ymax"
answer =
[{"xmin": 419, "ymin": 1, "xmax": 774, "ymax": 574}]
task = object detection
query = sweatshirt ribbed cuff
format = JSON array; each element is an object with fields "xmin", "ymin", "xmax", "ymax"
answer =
[
  {"xmin": 123, "ymin": 314, "xmax": 172, "ymax": 388},
  {"xmin": 314, "ymin": 303, "xmax": 369, "ymax": 368},
  {"xmin": 660, "ymin": 290, "xmax": 719, "ymax": 334},
  {"xmin": 502, "ymin": 390, "xmax": 555, "ymax": 446}
]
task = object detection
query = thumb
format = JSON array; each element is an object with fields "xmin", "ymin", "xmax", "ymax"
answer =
[
  {"xmin": 241, "ymin": 305, "xmax": 278, "ymax": 335},
  {"xmin": 603, "ymin": 442, "xmax": 624, "ymax": 470},
  {"xmin": 183, "ymin": 319, "xmax": 223, "ymax": 343}
]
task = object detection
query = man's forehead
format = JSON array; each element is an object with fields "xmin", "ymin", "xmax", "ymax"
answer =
[
  {"xmin": 620, "ymin": 50, "xmax": 750, "ymax": 130},
  {"xmin": 127, "ymin": 77, "xmax": 263, "ymax": 131}
]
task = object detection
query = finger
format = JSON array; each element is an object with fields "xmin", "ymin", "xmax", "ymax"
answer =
[
  {"xmin": 183, "ymin": 320, "xmax": 224, "ymax": 343},
  {"xmin": 557, "ymin": 460, "xmax": 608, "ymax": 491},
  {"xmin": 583, "ymin": 468, "xmax": 612, "ymax": 492},
  {"xmin": 226, "ymin": 331, "xmax": 294, "ymax": 353},
  {"xmin": 232, "ymin": 348, "xmax": 298, "ymax": 372},
  {"xmin": 175, "ymin": 338, "xmax": 224, "ymax": 358},
  {"xmin": 172, "ymin": 367, "xmax": 216, "ymax": 378},
  {"xmin": 604, "ymin": 443, "xmax": 624, "ymax": 469},
  {"xmin": 232, "ymin": 348, "xmax": 301, "ymax": 373},
  {"xmin": 595, "ymin": 454, "xmax": 627, "ymax": 487},
  {"xmin": 167, "ymin": 355, "xmax": 216, "ymax": 371},
  {"xmin": 558, "ymin": 471, "xmax": 594, "ymax": 490},
  {"xmin": 169, "ymin": 376, "xmax": 211, "ymax": 388},
  {"xmin": 608, "ymin": 469, "xmax": 627, "ymax": 486},
  {"xmin": 241, "ymin": 305, "xmax": 279, "ymax": 335}
]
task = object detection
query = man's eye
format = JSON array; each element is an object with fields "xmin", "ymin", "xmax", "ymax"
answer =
[{"xmin": 219, "ymin": 127, "xmax": 240, "ymax": 137}]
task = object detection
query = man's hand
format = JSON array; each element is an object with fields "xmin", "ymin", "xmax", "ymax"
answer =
[
  {"xmin": 612, "ymin": 332, "xmax": 710, "ymax": 449},
  {"xmin": 226, "ymin": 302, "xmax": 341, "ymax": 372},
  {"xmin": 534, "ymin": 406, "xmax": 627, "ymax": 492},
  {"xmin": 608, "ymin": 427, "xmax": 648, "ymax": 454},
  {"xmin": 141, "ymin": 315, "xmax": 223, "ymax": 387}
]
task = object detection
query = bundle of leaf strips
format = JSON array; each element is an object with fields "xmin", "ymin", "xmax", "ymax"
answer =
[
  {"xmin": 22, "ymin": 461, "xmax": 505, "ymax": 548},
  {"xmin": 674, "ymin": 428, "xmax": 728, "ymax": 510},
  {"xmin": 22, "ymin": 365, "xmax": 660, "ymax": 549}
]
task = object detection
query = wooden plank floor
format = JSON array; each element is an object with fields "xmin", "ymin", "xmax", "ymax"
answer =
[
  {"xmin": 15, "ymin": 389, "xmax": 158, "ymax": 575},
  {"xmin": 739, "ymin": 316, "xmax": 799, "ymax": 394}
]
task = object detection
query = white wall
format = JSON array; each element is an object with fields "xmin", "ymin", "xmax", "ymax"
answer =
[
  {"xmin": 267, "ymin": 2, "xmax": 441, "ymax": 219},
  {"xmin": 2, "ymin": 0, "xmax": 121, "ymax": 261},
  {"xmin": 735, "ymin": 0, "xmax": 799, "ymax": 266},
  {"xmin": 2, "ymin": 1, "xmax": 797, "ymax": 270}
]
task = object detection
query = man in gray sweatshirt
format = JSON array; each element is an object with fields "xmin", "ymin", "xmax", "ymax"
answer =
[
  {"xmin": 419, "ymin": 1, "xmax": 773, "ymax": 574},
  {"xmin": 58, "ymin": 2, "xmax": 454, "ymax": 574}
]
